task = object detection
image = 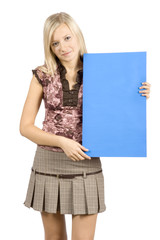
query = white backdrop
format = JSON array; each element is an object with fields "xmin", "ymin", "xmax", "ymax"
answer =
[{"xmin": 0, "ymin": 0, "xmax": 160, "ymax": 239}]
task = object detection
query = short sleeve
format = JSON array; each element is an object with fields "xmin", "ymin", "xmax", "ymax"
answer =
[{"xmin": 32, "ymin": 68, "xmax": 43, "ymax": 86}]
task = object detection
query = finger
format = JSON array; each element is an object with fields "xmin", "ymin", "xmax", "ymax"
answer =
[
  {"xmin": 78, "ymin": 150, "xmax": 91, "ymax": 160},
  {"xmin": 142, "ymin": 82, "xmax": 151, "ymax": 86},
  {"xmin": 141, "ymin": 94, "xmax": 150, "ymax": 98},
  {"xmin": 71, "ymin": 154, "xmax": 80, "ymax": 161},
  {"xmin": 77, "ymin": 149, "xmax": 89, "ymax": 158},
  {"xmin": 139, "ymin": 86, "xmax": 150, "ymax": 89},
  {"xmin": 70, "ymin": 156, "xmax": 76, "ymax": 161},
  {"xmin": 79, "ymin": 144, "xmax": 89, "ymax": 152},
  {"xmin": 78, "ymin": 145, "xmax": 91, "ymax": 159},
  {"xmin": 139, "ymin": 90, "xmax": 150, "ymax": 93},
  {"xmin": 75, "ymin": 152, "xmax": 86, "ymax": 161}
]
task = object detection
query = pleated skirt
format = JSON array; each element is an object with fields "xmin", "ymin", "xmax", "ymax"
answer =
[{"xmin": 24, "ymin": 145, "xmax": 106, "ymax": 215}]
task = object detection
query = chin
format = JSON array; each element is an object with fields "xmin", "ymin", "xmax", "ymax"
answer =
[{"xmin": 62, "ymin": 55, "xmax": 76, "ymax": 62}]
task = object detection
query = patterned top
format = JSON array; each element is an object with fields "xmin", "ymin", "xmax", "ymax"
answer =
[{"xmin": 32, "ymin": 56, "xmax": 83, "ymax": 152}]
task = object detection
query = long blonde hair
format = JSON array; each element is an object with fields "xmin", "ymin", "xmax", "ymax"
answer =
[{"xmin": 38, "ymin": 12, "xmax": 87, "ymax": 76}]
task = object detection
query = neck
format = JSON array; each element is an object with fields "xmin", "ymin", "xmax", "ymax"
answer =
[{"xmin": 60, "ymin": 55, "xmax": 83, "ymax": 73}]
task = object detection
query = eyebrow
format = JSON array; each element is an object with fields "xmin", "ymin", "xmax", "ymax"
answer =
[{"xmin": 51, "ymin": 34, "xmax": 70, "ymax": 43}]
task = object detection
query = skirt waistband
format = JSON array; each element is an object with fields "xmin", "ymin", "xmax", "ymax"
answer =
[{"xmin": 31, "ymin": 167, "xmax": 102, "ymax": 179}]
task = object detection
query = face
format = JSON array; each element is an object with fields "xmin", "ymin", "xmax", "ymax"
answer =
[{"xmin": 50, "ymin": 23, "xmax": 80, "ymax": 64}]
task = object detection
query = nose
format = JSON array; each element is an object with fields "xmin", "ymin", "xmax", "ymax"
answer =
[{"xmin": 59, "ymin": 40, "xmax": 68, "ymax": 53}]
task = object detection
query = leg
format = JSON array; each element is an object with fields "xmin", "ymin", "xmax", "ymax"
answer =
[
  {"xmin": 71, "ymin": 213, "xmax": 98, "ymax": 240},
  {"xmin": 41, "ymin": 210, "xmax": 68, "ymax": 240}
]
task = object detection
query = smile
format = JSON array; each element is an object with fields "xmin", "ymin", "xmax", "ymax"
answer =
[{"xmin": 62, "ymin": 51, "xmax": 72, "ymax": 56}]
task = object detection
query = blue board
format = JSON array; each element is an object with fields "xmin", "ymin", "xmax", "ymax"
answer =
[{"xmin": 82, "ymin": 52, "xmax": 146, "ymax": 157}]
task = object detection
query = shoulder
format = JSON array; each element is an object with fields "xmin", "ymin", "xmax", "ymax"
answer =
[
  {"xmin": 32, "ymin": 66, "xmax": 44, "ymax": 86},
  {"xmin": 33, "ymin": 63, "xmax": 59, "ymax": 76},
  {"xmin": 32, "ymin": 64, "xmax": 59, "ymax": 86},
  {"xmin": 33, "ymin": 64, "xmax": 48, "ymax": 75}
]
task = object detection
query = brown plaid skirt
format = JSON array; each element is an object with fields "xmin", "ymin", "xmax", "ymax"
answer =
[{"xmin": 24, "ymin": 145, "xmax": 106, "ymax": 215}]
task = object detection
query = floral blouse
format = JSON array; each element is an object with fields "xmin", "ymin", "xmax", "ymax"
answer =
[{"xmin": 32, "ymin": 56, "xmax": 83, "ymax": 152}]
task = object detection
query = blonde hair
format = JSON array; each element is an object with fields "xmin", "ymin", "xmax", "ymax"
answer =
[{"xmin": 38, "ymin": 12, "xmax": 87, "ymax": 76}]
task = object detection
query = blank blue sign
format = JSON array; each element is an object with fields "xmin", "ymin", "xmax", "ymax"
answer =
[{"xmin": 82, "ymin": 52, "xmax": 146, "ymax": 157}]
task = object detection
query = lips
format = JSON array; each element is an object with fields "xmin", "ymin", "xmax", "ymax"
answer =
[{"xmin": 62, "ymin": 51, "xmax": 71, "ymax": 56}]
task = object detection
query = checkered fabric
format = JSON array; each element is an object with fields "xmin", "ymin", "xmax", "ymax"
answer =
[{"xmin": 24, "ymin": 146, "xmax": 106, "ymax": 215}]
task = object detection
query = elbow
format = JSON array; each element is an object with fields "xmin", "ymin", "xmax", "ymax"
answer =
[
  {"xmin": 19, "ymin": 122, "xmax": 29, "ymax": 136},
  {"xmin": 19, "ymin": 124, "xmax": 25, "ymax": 136},
  {"xmin": 19, "ymin": 122, "xmax": 34, "ymax": 136}
]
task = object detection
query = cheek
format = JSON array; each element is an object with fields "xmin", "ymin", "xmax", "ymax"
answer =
[
  {"xmin": 51, "ymin": 47, "xmax": 58, "ymax": 55},
  {"xmin": 72, "ymin": 40, "xmax": 79, "ymax": 50}
]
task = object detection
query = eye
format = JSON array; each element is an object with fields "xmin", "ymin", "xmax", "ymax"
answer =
[
  {"xmin": 52, "ymin": 42, "xmax": 59, "ymax": 47},
  {"xmin": 65, "ymin": 36, "xmax": 71, "ymax": 41}
]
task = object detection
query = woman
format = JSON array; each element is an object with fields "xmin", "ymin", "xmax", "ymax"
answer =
[{"xmin": 19, "ymin": 12, "xmax": 151, "ymax": 240}]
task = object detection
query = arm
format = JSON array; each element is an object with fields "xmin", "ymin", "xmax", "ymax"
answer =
[
  {"xmin": 19, "ymin": 74, "xmax": 62, "ymax": 148},
  {"xmin": 19, "ymin": 73, "xmax": 91, "ymax": 161}
]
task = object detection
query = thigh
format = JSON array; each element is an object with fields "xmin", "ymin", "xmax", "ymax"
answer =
[
  {"xmin": 71, "ymin": 213, "xmax": 98, "ymax": 240},
  {"xmin": 41, "ymin": 211, "xmax": 67, "ymax": 240}
]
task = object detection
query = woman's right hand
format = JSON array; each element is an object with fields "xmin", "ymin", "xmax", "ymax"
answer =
[{"xmin": 58, "ymin": 136, "xmax": 91, "ymax": 161}]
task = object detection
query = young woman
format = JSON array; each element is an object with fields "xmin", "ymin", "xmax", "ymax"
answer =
[{"xmin": 19, "ymin": 12, "xmax": 151, "ymax": 240}]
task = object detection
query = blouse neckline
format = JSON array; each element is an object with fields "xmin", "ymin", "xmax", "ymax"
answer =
[
  {"xmin": 56, "ymin": 56, "xmax": 83, "ymax": 91},
  {"xmin": 56, "ymin": 55, "xmax": 83, "ymax": 107}
]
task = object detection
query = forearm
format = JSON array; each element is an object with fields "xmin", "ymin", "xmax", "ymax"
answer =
[{"xmin": 20, "ymin": 124, "xmax": 63, "ymax": 148}]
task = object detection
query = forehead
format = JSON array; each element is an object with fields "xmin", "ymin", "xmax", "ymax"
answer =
[{"xmin": 52, "ymin": 23, "xmax": 73, "ymax": 41}]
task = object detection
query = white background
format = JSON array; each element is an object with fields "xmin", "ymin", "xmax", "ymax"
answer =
[{"xmin": 0, "ymin": 0, "xmax": 160, "ymax": 239}]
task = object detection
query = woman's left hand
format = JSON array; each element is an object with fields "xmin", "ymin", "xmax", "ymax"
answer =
[{"xmin": 139, "ymin": 82, "xmax": 151, "ymax": 99}]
